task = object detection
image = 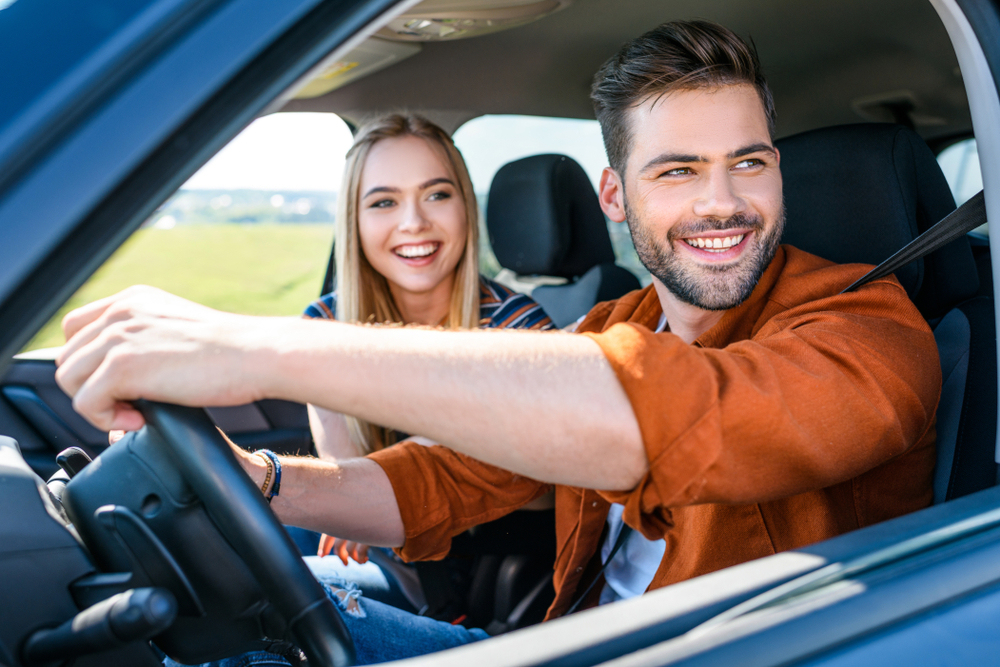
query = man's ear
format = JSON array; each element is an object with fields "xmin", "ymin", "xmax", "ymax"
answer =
[
  {"xmin": 773, "ymin": 146, "xmax": 781, "ymax": 167},
  {"xmin": 599, "ymin": 167, "xmax": 627, "ymax": 223}
]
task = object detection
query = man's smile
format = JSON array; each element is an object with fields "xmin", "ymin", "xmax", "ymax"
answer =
[{"xmin": 676, "ymin": 229, "xmax": 754, "ymax": 262}]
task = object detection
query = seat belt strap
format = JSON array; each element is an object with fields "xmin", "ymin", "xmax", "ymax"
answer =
[
  {"xmin": 564, "ymin": 524, "xmax": 633, "ymax": 615},
  {"xmin": 842, "ymin": 190, "xmax": 987, "ymax": 294}
]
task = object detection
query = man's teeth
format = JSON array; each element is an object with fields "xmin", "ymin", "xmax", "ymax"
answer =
[
  {"xmin": 395, "ymin": 243, "xmax": 439, "ymax": 258},
  {"xmin": 684, "ymin": 234, "xmax": 745, "ymax": 251}
]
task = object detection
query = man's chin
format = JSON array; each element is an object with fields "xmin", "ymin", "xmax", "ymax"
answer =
[{"xmin": 659, "ymin": 257, "xmax": 764, "ymax": 311}]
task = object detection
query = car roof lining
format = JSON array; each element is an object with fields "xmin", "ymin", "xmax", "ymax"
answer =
[{"xmin": 281, "ymin": 0, "xmax": 971, "ymax": 141}]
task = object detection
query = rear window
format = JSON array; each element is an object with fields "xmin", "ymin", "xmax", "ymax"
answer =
[
  {"xmin": 453, "ymin": 114, "xmax": 651, "ymax": 285},
  {"xmin": 937, "ymin": 137, "xmax": 985, "ymax": 234},
  {"xmin": 937, "ymin": 138, "xmax": 982, "ymax": 206}
]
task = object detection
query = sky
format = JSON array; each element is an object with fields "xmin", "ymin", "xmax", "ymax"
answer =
[{"xmin": 183, "ymin": 112, "xmax": 611, "ymax": 194}]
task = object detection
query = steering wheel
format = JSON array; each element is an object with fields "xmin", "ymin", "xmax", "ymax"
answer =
[{"xmin": 135, "ymin": 400, "xmax": 355, "ymax": 667}]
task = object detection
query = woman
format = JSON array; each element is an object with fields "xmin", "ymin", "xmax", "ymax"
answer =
[{"xmin": 299, "ymin": 113, "xmax": 554, "ymax": 615}]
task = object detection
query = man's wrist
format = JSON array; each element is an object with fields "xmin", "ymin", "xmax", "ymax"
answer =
[{"xmin": 239, "ymin": 446, "xmax": 270, "ymax": 491}]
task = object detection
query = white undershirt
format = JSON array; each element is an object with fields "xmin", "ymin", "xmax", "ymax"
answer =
[{"xmin": 599, "ymin": 312, "xmax": 668, "ymax": 605}]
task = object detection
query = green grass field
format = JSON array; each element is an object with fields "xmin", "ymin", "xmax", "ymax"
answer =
[{"xmin": 25, "ymin": 223, "xmax": 335, "ymax": 351}]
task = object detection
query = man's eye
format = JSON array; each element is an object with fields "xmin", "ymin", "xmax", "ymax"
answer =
[
  {"xmin": 734, "ymin": 158, "xmax": 764, "ymax": 169},
  {"xmin": 662, "ymin": 167, "xmax": 693, "ymax": 177}
]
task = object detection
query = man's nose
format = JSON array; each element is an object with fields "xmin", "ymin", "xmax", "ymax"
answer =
[{"xmin": 692, "ymin": 169, "xmax": 746, "ymax": 220}]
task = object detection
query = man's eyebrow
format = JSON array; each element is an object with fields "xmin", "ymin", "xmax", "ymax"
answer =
[
  {"xmin": 640, "ymin": 153, "xmax": 707, "ymax": 173},
  {"xmin": 727, "ymin": 143, "xmax": 776, "ymax": 159}
]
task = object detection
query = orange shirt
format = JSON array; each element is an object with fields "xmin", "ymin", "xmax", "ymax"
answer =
[{"xmin": 370, "ymin": 246, "xmax": 940, "ymax": 620}]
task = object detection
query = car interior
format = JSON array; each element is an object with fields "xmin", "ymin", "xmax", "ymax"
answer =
[{"xmin": 0, "ymin": 0, "xmax": 998, "ymax": 664}]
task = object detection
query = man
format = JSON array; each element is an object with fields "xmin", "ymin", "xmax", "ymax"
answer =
[{"xmin": 54, "ymin": 20, "xmax": 939, "ymax": 665}]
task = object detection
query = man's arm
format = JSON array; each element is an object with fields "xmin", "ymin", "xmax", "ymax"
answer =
[
  {"xmin": 54, "ymin": 286, "xmax": 646, "ymax": 491},
  {"xmin": 234, "ymin": 442, "xmax": 405, "ymax": 546}
]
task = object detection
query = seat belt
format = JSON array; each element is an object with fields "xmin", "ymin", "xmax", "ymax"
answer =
[
  {"xmin": 564, "ymin": 524, "xmax": 633, "ymax": 615},
  {"xmin": 843, "ymin": 190, "xmax": 987, "ymax": 293}
]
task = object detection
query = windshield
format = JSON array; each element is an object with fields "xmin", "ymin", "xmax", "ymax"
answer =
[{"xmin": 0, "ymin": 0, "xmax": 158, "ymax": 136}]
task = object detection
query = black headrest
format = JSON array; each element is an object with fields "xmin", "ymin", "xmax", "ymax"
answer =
[
  {"xmin": 778, "ymin": 123, "xmax": 978, "ymax": 317},
  {"xmin": 487, "ymin": 154, "xmax": 615, "ymax": 278}
]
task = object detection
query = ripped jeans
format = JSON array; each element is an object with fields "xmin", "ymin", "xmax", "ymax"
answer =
[{"xmin": 161, "ymin": 576, "xmax": 489, "ymax": 666}]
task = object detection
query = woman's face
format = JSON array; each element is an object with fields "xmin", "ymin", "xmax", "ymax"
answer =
[{"xmin": 357, "ymin": 135, "xmax": 468, "ymax": 304}]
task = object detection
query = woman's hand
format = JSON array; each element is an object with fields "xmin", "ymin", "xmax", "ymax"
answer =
[{"xmin": 318, "ymin": 533, "xmax": 370, "ymax": 565}]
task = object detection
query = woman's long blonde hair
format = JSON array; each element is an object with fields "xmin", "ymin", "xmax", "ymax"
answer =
[{"xmin": 335, "ymin": 114, "xmax": 481, "ymax": 453}]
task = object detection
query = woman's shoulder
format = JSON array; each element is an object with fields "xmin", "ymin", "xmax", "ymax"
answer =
[
  {"xmin": 303, "ymin": 291, "xmax": 337, "ymax": 320},
  {"xmin": 478, "ymin": 276, "xmax": 554, "ymax": 330}
]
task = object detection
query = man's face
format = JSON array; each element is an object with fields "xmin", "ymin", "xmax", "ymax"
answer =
[{"xmin": 599, "ymin": 84, "xmax": 785, "ymax": 311}]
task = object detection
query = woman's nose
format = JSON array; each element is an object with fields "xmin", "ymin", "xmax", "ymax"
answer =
[{"xmin": 398, "ymin": 200, "xmax": 431, "ymax": 232}]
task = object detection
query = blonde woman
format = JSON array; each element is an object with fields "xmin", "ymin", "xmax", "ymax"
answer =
[{"xmin": 300, "ymin": 114, "xmax": 553, "ymax": 615}]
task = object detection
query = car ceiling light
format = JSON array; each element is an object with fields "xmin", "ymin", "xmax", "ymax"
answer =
[{"xmin": 378, "ymin": 0, "xmax": 573, "ymax": 42}]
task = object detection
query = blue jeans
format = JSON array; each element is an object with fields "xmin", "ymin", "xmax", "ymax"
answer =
[
  {"xmin": 305, "ymin": 551, "xmax": 421, "ymax": 613},
  {"xmin": 162, "ymin": 576, "xmax": 489, "ymax": 666}
]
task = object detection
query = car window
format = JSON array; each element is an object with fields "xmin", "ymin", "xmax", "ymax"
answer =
[
  {"xmin": 453, "ymin": 114, "xmax": 652, "ymax": 285},
  {"xmin": 937, "ymin": 137, "xmax": 985, "ymax": 233},
  {"xmin": 22, "ymin": 112, "xmax": 352, "ymax": 352},
  {"xmin": 0, "ymin": 0, "xmax": 161, "ymax": 135}
]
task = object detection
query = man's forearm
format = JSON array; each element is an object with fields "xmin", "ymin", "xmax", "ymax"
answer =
[
  {"xmin": 242, "ymin": 450, "xmax": 405, "ymax": 546},
  {"xmin": 260, "ymin": 320, "xmax": 646, "ymax": 490}
]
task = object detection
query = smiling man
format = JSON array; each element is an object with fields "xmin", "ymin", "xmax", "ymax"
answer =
[{"xmin": 55, "ymin": 20, "xmax": 940, "ymax": 665}]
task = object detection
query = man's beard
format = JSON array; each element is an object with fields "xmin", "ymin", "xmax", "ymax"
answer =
[{"xmin": 625, "ymin": 198, "xmax": 785, "ymax": 311}]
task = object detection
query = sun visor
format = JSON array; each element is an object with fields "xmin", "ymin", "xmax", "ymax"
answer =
[
  {"xmin": 293, "ymin": 38, "xmax": 421, "ymax": 100},
  {"xmin": 377, "ymin": 0, "xmax": 572, "ymax": 42}
]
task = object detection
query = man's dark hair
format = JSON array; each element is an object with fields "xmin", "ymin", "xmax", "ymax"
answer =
[{"xmin": 591, "ymin": 20, "xmax": 776, "ymax": 174}]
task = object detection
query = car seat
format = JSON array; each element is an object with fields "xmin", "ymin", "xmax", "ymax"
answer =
[
  {"xmin": 486, "ymin": 154, "xmax": 641, "ymax": 327},
  {"xmin": 777, "ymin": 123, "xmax": 994, "ymax": 503}
]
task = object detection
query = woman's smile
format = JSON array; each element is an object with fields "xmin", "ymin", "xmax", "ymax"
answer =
[{"xmin": 393, "ymin": 241, "xmax": 442, "ymax": 265}]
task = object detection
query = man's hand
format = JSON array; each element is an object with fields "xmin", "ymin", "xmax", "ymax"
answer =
[{"xmin": 55, "ymin": 286, "xmax": 275, "ymax": 431}]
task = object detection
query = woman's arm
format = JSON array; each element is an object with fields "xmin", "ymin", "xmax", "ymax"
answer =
[{"xmin": 307, "ymin": 404, "xmax": 364, "ymax": 460}]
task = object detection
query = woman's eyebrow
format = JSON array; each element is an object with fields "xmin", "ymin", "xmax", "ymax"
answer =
[
  {"xmin": 419, "ymin": 177, "xmax": 455, "ymax": 189},
  {"xmin": 362, "ymin": 185, "xmax": 400, "ymax": 198}
]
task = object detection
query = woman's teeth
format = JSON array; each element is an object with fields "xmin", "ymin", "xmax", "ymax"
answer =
[
  {"xmin": 684, "ymin": 234, "xmax": 745, "ymax": 252},
  {"xmin": 395, "ymin": 243, "xmax": 440, "ymax": 258}
]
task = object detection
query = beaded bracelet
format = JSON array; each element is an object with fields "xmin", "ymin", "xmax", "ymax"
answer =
[
  {"xmin": 256, "ymin": 449, "xmax": 282, "ymax": 503},
  {"xmin": 257, "ymin": 452, "xmax": 273, "ymax": 497}
]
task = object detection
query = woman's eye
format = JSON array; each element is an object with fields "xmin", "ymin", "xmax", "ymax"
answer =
[
  {"xmin": 427, "ymin": 190, "xmax": 452, "ymax": 201},
  {"xmin": 369, "ymin": 198, "xmax": 395, "ymax": 209}
]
